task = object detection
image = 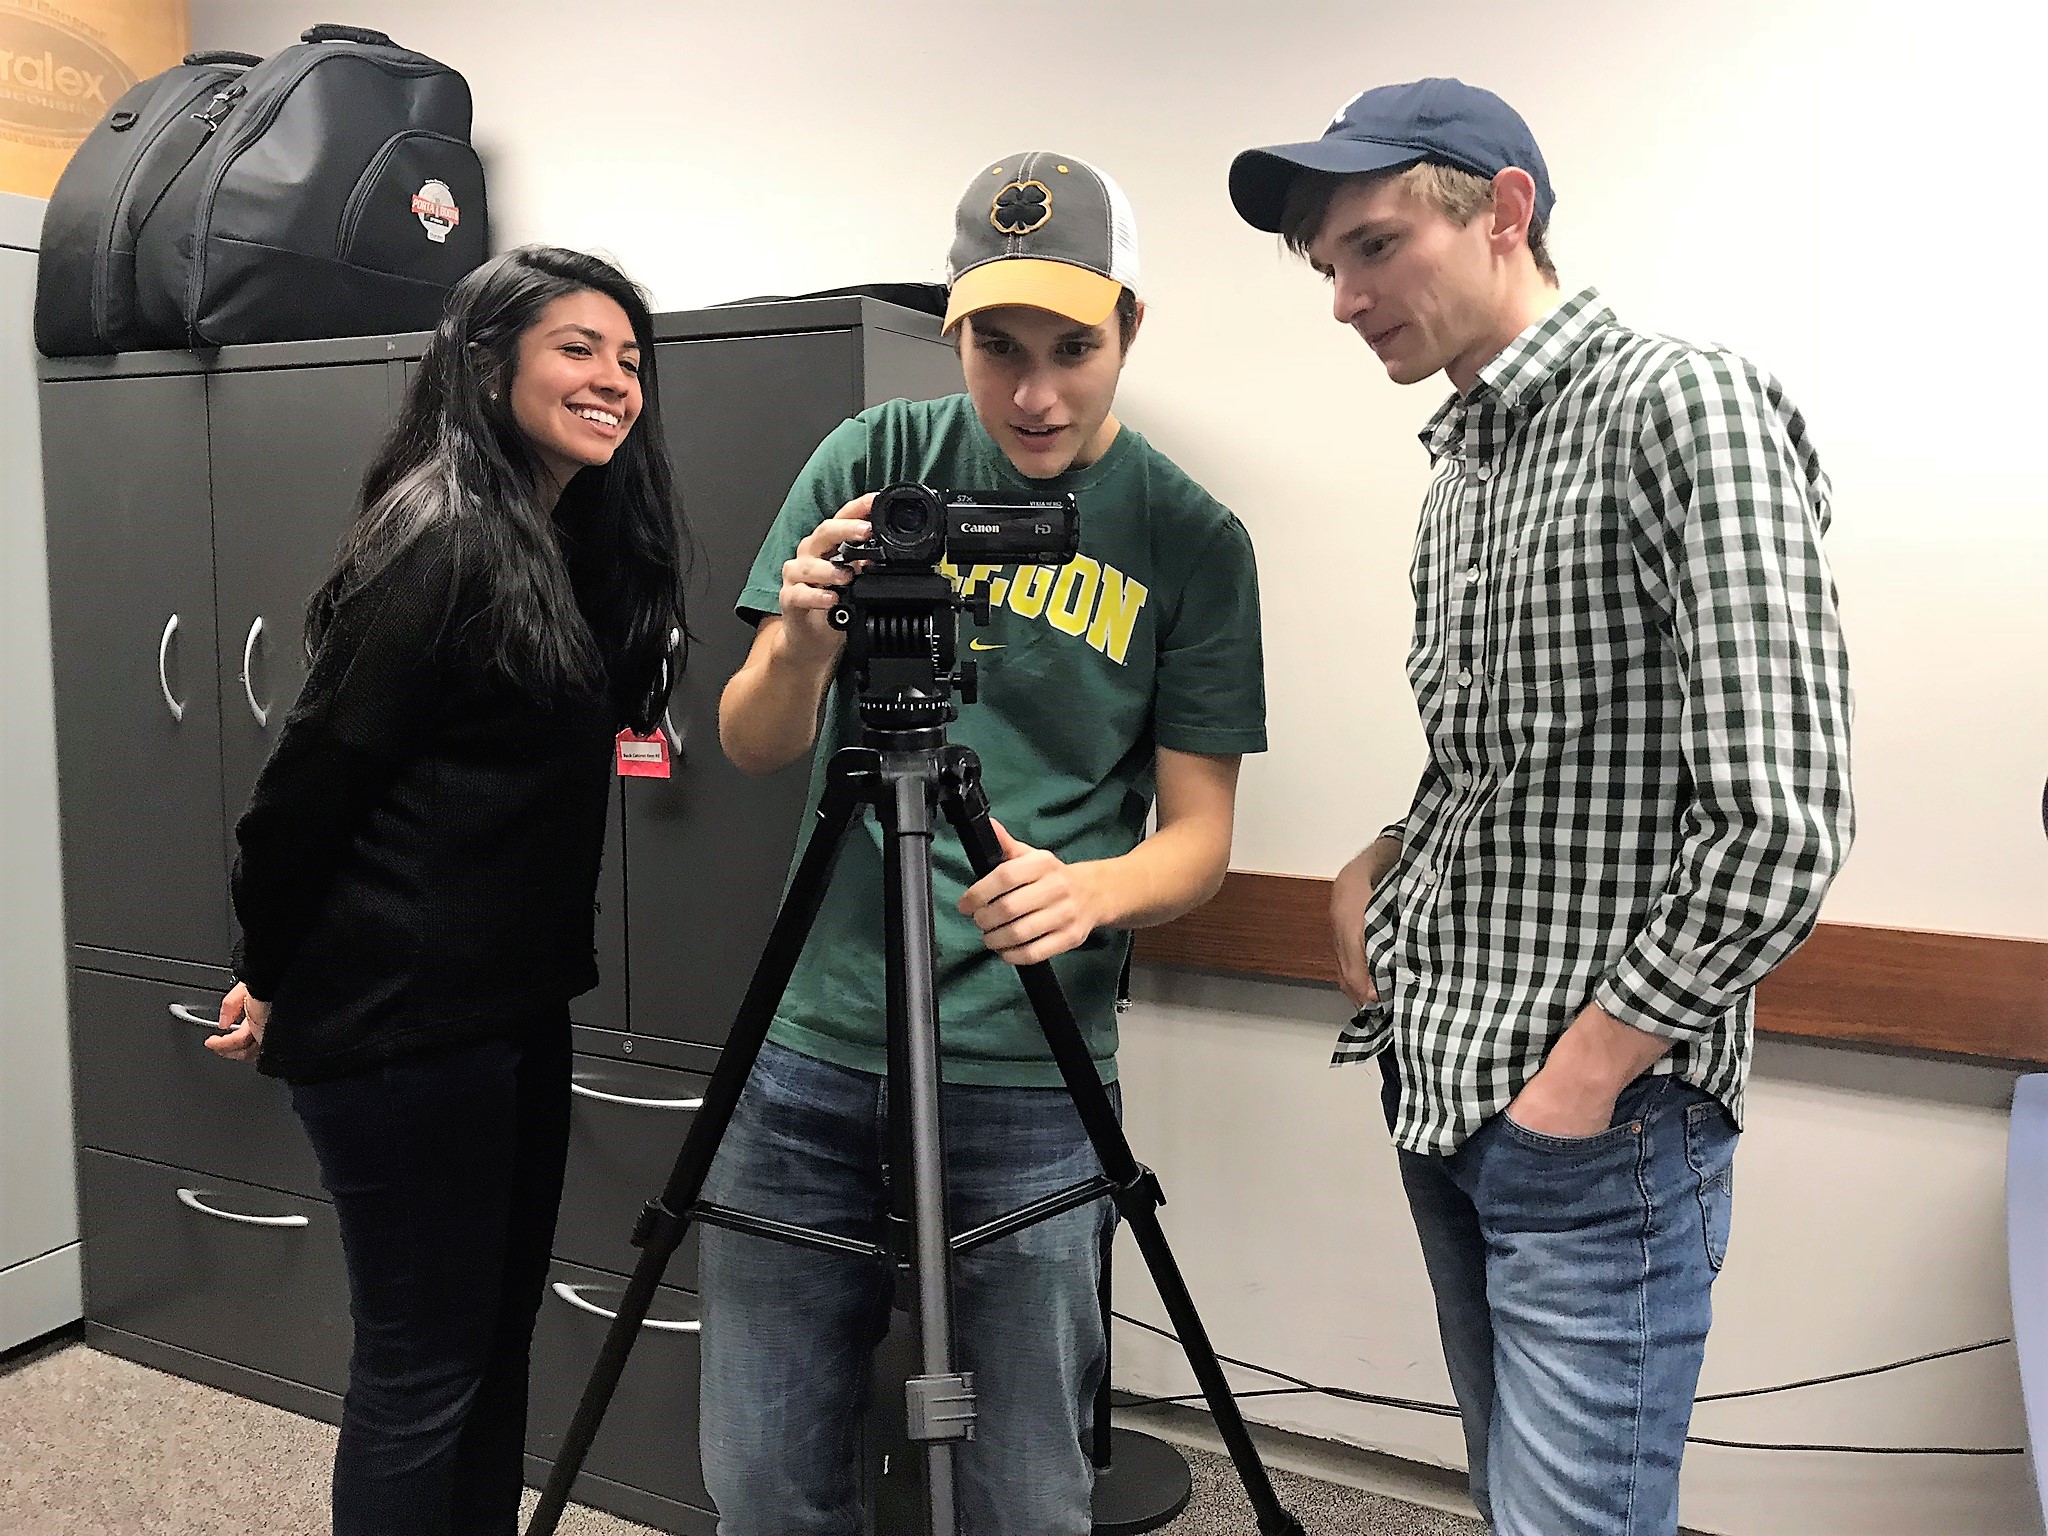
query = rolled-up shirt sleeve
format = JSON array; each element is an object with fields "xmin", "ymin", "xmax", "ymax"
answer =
[{"xmin": 1593, "ymin": 354, "xmax": 1855, "ymax": 1039}]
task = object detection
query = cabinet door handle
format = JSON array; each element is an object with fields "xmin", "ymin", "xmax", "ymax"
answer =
[
  {"xmin": 240, "ymin": 615, "xmax": 270, "ymax": 727},
  {"xmin": 168, "ymin": 1002, "xmax": 223, "ymax": 1030},
  {"xmin": 176, "ymin": 1187, "xmax": 309, "ymax": 1228},
  {"xmin": 157, "ymin": 614, "xmax": 186, "ymax": 722},
  {"xmin": 570, "ymin": 1079, "xmax": 704, "ymax": 1111},
  {"xmin": 550, "ymin": 1281, "xmax": 700, "ymax": 1333},
  {"xmin": 659, "ymin": 628, "xmax": 686, "ymax": 762}
]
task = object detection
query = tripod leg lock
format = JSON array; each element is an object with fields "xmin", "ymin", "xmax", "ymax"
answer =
[
  {"xmin": 1110, "ymin": 1164, "xmax": 1166, "ymax": 1219},
  {"xmin": 905, "ymin": 1372, "xmax": 977, "ymax": 1443},
  {"xmin": 631, "ymin": 1197, "xmax": 688, "ymax": 1252}
]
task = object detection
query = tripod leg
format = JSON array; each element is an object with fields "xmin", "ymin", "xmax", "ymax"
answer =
[
  {"xmin": 877, "ymin": 753, "xmax": 970, "ymax": 1536},
  {"xmin": 937, "ymin": 749, "xmax": 1308, "ymax": 1536},
  {"xmin": 525, "ymin": 750, "xmax": 878, "ymax": 1536}
]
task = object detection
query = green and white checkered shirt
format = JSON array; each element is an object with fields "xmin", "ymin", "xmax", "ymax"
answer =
[{"xmin": 1340, "ymin": 288, "xmax": 1854, "ymax": 1156}]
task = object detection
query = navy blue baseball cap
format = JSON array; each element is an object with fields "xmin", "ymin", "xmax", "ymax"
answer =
[{"xmin": 1230, "ymin": 77, "xmax": 1554, "ymax": 235}]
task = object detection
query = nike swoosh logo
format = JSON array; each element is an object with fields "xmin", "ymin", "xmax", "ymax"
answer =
[{"xmin": 968, "ymin": 639, "xmax": 1007, "ymax": 652}]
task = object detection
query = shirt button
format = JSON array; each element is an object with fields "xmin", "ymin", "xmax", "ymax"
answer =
[
  {"xmin": 1474, "ymin": 463, "xmax": 1493, "ymax": 483},
  {"xmin": 1457, "ymin": 667, "xmax": 1474, "ymax": 687},
  {"xmin": 1465, "ymin": 565, "xmax": 1481, "ymax": 584}
]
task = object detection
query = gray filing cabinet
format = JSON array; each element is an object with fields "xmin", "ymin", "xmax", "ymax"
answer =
[
  {"xmin": 0, "ymin": 192, "xmax": 82, "ymax": 1353},
  {"xmin": 38, "ymin": 299, "xmax": 962, "ymax": 1533}
]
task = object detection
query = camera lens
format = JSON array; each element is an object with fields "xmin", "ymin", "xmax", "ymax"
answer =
[
  {"xmin": 869, "ymin": 484, "xmax": 946, "ymax": 564},
  {"xmin": 879, "ymin": 490, "xmax": 934, "ymax": 542}
]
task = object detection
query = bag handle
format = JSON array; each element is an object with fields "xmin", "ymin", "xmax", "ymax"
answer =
[
  {"xmin": 184, "ymin": 50, "xmax": 263, "ymax": 67},
  {"xmin": 300, "ymin": 23, "xmax": 396, "ymax": 46}
]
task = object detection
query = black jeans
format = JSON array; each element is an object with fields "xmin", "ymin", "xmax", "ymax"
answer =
[{"xmin": 291, "ymin": 1010, "xmax": 571, "ymax": 1536}]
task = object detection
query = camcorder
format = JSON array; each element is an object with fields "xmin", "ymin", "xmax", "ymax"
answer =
[
  {"xmin": 830, "ymin": 482, "xmax": 1080, "ymax": 730},
  {"xmin": 837, "ymin": 482, "xmax": 1080, "ymax": 570}
]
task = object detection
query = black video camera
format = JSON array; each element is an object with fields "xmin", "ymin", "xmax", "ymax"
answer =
[
  {"xmin": 827, "ymin": 483, "xmax": 1080, "ymax": 732},
  {"xmin": 838, "ymin": 482, "xmax": 1080, "ymax": 570}
]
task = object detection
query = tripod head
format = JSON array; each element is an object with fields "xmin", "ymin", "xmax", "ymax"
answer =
[
  {"xmin": 828, "ymin": 482, "xmax": 1079, "ymax": 738},
  {"xmin": 828, "ymin": 565, "xmax": 979, "ymax": 734}
]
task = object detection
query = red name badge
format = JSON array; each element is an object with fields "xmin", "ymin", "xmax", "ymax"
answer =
[{"xmin": 615, "ymin": 729, "xmax": 671, "ymax": 779}]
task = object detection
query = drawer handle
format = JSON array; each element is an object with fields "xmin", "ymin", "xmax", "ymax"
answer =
[
  {"xmin": 177, "ymin": 1187, "xmax": 309, "ymax": 1228},
  {"xmin": 570, "ymin": 1080, "xmax": 704, "ymax": 1111},
  {"xmin": 550, "ymin": 1281, "xmax": 700, "ymax": 1333},
  {"xmin": 169, "ymin": 1002, "xmax": 222, "ymax": 1030},
  {"xmin": 157, "ymin": 614, "xmax": 186, "ymax": 722}
]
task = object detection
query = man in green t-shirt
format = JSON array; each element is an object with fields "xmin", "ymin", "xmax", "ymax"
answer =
[{"xmin": 703, "ymin": 151, "xmax": 1266, "ymax": 1534}]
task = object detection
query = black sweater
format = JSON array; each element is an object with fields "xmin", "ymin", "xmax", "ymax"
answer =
[{"xmin": 232, "ymin": 526, "xmax": 620, "ymax": 1083}]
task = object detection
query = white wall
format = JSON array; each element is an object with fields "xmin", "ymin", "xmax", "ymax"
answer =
[{"xmin": 186, "ymin": 3, "xmax": 2048, "ymax": 1530}]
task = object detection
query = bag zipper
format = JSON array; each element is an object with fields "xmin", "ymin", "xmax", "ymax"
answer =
[{"xmin": 88, "ymin": 73, "xmax": 237, "ymax": 335}]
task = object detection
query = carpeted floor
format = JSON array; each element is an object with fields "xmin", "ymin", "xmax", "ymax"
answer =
[{"xmin": 0, "ymin": 1337, "xmax": 1485, "ymax": 1534}]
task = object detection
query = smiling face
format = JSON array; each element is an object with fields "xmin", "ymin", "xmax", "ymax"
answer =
[
  {"xmin": 957, "ymin": 302, "xmax": 1137, "ymax": 478},
  {"xmin": 1304, "ymin": 171, "xmax": 1514, "ymax": 393},
  {"xmin": 509, "ymin": 289, "xmax": 643, "ymax": 493}
]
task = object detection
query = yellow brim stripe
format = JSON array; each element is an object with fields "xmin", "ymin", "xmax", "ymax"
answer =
[{"xmin": 942, "ymin": 259, "xmax": 1122, "ymax": 332}]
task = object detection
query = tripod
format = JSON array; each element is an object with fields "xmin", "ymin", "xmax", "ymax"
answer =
[{"xmin": 527, "ymin": 558, "xmax": 1306, "ymax": 1536}]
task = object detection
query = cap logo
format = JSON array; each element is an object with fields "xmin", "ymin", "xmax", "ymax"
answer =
[
  {"xmin": 1327, "ymin": 89, "xmax": 1367, "ymax": 131},
  {"xmin": 990, "ymin": 180, "xmax": 1052, "ymax": 236}
]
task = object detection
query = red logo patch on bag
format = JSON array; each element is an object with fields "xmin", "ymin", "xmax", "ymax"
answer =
[{"xmin": 411, "ymin": 179, "xmax": 460, "ymax": 243}]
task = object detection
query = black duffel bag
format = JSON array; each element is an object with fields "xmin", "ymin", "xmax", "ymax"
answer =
[
  {"xmin": 38, "ymin": 22, "xmax": 489, "ymax": 355},
  {"xmin": 35, "ymin": 49, "xmax": 264, "ymax": 356}
]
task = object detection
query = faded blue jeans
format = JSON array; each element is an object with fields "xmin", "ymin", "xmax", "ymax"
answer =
[
  {"xmin": 697, "ymin": 1041, "xmax": 1117, "ymax": 1536},
  {"xmin": 1384, "ymin": 1059, "xmax": 1738, "ymax": 1535}
]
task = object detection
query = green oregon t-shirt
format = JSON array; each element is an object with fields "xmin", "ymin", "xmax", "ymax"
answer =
[{"xmin": 737, "ymin": 394, "xmax": 1266, "ymax": 1086}]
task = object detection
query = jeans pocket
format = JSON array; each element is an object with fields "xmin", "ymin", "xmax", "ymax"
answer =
[
  {"xmin": 1684, "ymin": 1098, "xmax": 1738, "ymax": 1271},
  {"xmin": 1496, "ymin": 1109, "xmax": 1638, "ymax": 1158}
]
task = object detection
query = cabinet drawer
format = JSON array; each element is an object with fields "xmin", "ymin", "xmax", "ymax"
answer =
[
  {"xmin": 71, "ymin": 969, "xmax": 324, "ymax": 1201},
  {"xmin": 527, "ymin": 1259, "xmax": 711, "ymax": 1516},
  {"xmin": 559, "ymin": 1055, "xmax": 710, "ymax": 1288},
  {"xmin": 78, "ymin": 1149, "xmax": 350, "ymax": 1396}
]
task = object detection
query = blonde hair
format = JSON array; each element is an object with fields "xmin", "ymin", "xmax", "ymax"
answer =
[{"xmin": 1279, "ymin": 161, "xmax": 1557, "ymax": 284}]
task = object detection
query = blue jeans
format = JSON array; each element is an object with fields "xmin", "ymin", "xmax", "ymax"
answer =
[
  {"xmin": 1383, "ymin": 1059, "xmax": 1737, "ymax": 1536},
  {"xmin": 290, "ymin": 1012, "xmax": 571, "ymax": 1536},
  {"xmin": 697, "ymin": 1041, "xmax": 1116, "ymax": 1536}
]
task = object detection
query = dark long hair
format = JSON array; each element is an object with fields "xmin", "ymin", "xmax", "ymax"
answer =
[{"xmin": 308, "ymin": 246, "xmax": 689, "ymax": 732}]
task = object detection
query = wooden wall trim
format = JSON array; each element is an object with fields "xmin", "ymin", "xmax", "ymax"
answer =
[{"xmin": 1132, "ymin": 871, "xmax": 2048, "ymax": 1069}]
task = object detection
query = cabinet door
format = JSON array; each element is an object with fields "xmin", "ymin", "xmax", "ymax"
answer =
[
  {"xmin": 70, "ymin": 968, "xmax": 324, "ymax": 1202},
  {"xmin": 208, "ymin": 364, "xmax": 396, "ymax": 860},
  {"xmin": 576, "ymin": 782, "xmax": 627, "ymax": 1032},
  {"xmin": 78, "ymin": 1148, "xmax": 352, "ymax": 1395},
  {"xmin": 526, "ymin": 1259, "xmax": 710, "ymax": 1516},
  {"xmin": 622, "ymin": 331, "xmax": 862, "ymax": 1047},
  {"xmin": 41, "ymin": 374, "xmax": 230, "ymax": 965},
  {"xmin": 556, "ymin": 1054, "xmax": 710, "ymax": 1286}
]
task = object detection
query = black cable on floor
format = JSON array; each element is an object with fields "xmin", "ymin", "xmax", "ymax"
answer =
[{"xmin": 1111, "ymin": 1311, "xmax": 2027, "ymax": 1456}]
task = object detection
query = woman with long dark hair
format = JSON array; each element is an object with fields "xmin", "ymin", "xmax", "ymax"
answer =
[{"xmin": 207, "ymin": 245, "xmax": 688, "ymax": 1535}]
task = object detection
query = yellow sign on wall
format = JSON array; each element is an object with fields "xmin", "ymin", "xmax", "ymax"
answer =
[{"xmin": 0, "ymin": 0, "xmax": 188, "ymax": 198}]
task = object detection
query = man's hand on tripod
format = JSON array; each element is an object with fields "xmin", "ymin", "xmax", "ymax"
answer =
[{"xmin": 960, "ymin": 818, "xmax": 1105, "ymax": 967}]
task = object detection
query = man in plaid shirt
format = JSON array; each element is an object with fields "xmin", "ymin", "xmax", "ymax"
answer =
[{"xmin": 1231, "ymin": 79, "xmax": 1853, "ymax": 1535}]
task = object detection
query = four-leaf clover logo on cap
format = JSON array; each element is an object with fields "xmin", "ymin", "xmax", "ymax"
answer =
[{"xmin": 991, "ymin": 180, "xmax": 1052, "ymax": 236}]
